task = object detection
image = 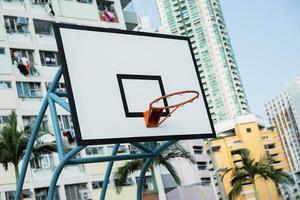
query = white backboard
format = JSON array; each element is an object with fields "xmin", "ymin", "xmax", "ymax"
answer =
[{"xmin": 54, "ymin": 24, "xmax": 215, "ymax": 145}]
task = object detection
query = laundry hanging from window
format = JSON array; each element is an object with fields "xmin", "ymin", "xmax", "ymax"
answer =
[{"xmin": 11, "ymin": 50, "xmax": 37, "ymax": 76}]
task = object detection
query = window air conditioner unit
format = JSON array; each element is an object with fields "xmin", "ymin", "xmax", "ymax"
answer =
[
  {"xmin": 79, "ymin": 189, "xmax": 92, "ymax": 200},
  {"xmin": 17, "ymin": 17, "xmax": 28, "ymax": 25}
]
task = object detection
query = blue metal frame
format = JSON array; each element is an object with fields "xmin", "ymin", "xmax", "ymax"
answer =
[{"xmin": 14, "ymin": 67, "xmax": 178, "ymax": 200}]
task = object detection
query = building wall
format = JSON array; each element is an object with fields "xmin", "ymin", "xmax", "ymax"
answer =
[
  {"xmin": 156, "ymin": 0, "xmax": 249, "ymax": 123},
  {"xmin": 208, "ymin": 121, "xmax": 289, "ymax": 200},
  {"xmin": 0, "ymin": 0, "xmax": 138, "ymax": 199},
  {"xmin": 265, "ymin": 77, "xmax": 300, "ymax": 199}
]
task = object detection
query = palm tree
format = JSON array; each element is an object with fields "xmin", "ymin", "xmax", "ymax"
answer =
[
  {"xmin": 222, "ymin": 149, "xmax": 293, "ymax": 200},
  {"xmin": 113, "ymin": 143, "xmax": 195, "ymax": 195},
  {"xmin": 0, "ymin": 111, "xmax": 57, "ymax": 182}
]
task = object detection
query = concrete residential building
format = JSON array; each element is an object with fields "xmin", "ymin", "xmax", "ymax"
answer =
[
  {"xmin": 265, "ymin": 77, "xmax": 300, "ymax": 199},
  {"xmin": 209, "ymin": 114, "xmax": 290, "ymax": 200},
  {"xmin": 156, "ymin": 0, "xmax": 249, "ymax": 123},
  {"xmin": 0, "ymin": 0, "xmax": 142, "ymax": 199}
]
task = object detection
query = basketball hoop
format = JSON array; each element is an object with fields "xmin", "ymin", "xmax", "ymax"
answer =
[{"xmin": 143, "ymin": 90, "xmax": 199, "ymax": 128}]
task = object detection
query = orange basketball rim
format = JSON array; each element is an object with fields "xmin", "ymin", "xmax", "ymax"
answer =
[{"xmin": 143, "ymin": 90, "xmax": 199, "ymax": 128}]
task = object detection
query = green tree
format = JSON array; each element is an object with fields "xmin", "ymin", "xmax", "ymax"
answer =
[
  {"xmin": 222, "ymin": 149, "xmax": 293, "ymax": 200},
  {"xmin": 0, "ymin": 111, "xmax": 57, "ymax": 182},
  {"xmin": 113, "ymin": 143, "xmax": 195, "ymax": 195}
]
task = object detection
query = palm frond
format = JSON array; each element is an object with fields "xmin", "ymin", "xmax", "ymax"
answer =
[
  {"xmin": 221, "ymin": 167, "xmax": 232, "ymax": 181},
  {"xmin": 230, "ymin": 168, "xmax": 250, "ymax": 186},
  {"xmin": 228, "ymin": 180, "xmax": 243, "ymax": 200},
  {"xmin": 158, "ymin": 143, "xmax": 195, "ymax": 164},
  {"xmin": 0, "ymin": 111, "xmax": 58, "ymax": 183},
  {"xmin": 113, "ymin": 159, "xmax": 144, "ymax": 194},
  {"xmin": 158, "ymin": 158, "xmax": 181, "ymax": 185}
]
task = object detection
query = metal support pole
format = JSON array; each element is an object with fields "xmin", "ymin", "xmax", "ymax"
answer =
[
  {"xmin": 67, "ymin": 153, "xmax": 154, "ymax": 165},
  {"xmin": 14, "ymin": 68, "xmax": 63, "ymax": 200},
  {"xmin": 99, "ymin": 144, "xmax": 120, "ymax": 200},
  {"xmin": 47, "ymin": 146, "xmax": 85, "ymax": 200},
  {"xmin": 136, "ymin": 158, "xmax": 154, "ymax": 200},
  {"xmin": 136, "ymin": 140, "xmax": 177, "ymax": 200},
  {"xmin": 131, "ymin": 142, "xmax": 153, "ymax": 153},
  {"xmin": 48, "ymin": 97, "xmax": 65, "ymax": 161},
  {"xmin": 49, "ymin": 93, "xmax": 70, "ymax": 112}
]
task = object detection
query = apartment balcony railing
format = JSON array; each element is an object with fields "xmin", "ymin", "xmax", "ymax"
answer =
[
  {"xmin": 2, "ymin": 0, "xmax": 26, "ymax": 12},
  {"xmin": 36, "ymin": 34, "xmax": 56, "ymax": 46},
  {"xmin": 6, "ymin": 32, "xmax": 32, "ymax": 44}
]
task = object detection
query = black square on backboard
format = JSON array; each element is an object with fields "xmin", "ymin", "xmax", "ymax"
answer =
[{"xmin": 116, "ymin": 74, "xmax": 170, "ymax": 117}]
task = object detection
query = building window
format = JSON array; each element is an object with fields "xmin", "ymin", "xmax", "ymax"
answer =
[
  {"xmin": 76, "ymin": 0, "xmax": 92, "ymax": 3},
  {"xmin": 58, "ymin": 115, "xmax": 75, "ymax": 144},
  {"xmin": 35, "ymin": 187, "xmax": 60, "ymax": 200},
  {"xmin": 97, "ymin": 0, "xmax": 118, "ymax": 23},
  {"xmin": 30, "ymin": 154, "xmax": 54, "ymax": 169},
  {"xmin": 0, "ymin": 116, "xmax": 9, "ymax": 124},
  {"xmin": 0, "ymin": 81, "xmax": 12, "ymax": 89},
  {"xmin": 65, "ymin": 183, "xmax": 90, "ymax": 200},
  {"xmin": 11, "ymin": 49, "xmax": 34, "ymax": 65},
  {"xmin": 136, "ymin": 176, "xmax": 154, "ymax": 192},
  {"xmin": 246, "ymin": 128, "xmax": 251, "ymax": 133},
  {"xmin": 4, "ymin": 16, "xmax": 29, "ymax": 34},
  {"xmin": 196, "ymin": 161, "xmax": 207, "ymax": 170},
  {"xmin": 92, "ymin": 181, "xmax": 104, "ymax": 189},
  {"xmin": 57, "ymin": 115, "xmax": 72, "ymax": 130},
  {"xmin": 85, "ymin": 146, "xmax": 105, "ymax": 155},
  {"xmin": 0, "ymin": 47, "xmax": 5, "ymax": 54},
  {"xmin": 11, "ymin": 49, "xmax": 37, "ymax": 76},
  {"xmin": 16, "ymin": 82, "xmax": 42, "ymax": 98},
  {"xmin": 6, "ymin": 190, "xmax": 32, "ymax": 200},
  {"xmin": 193, "ymin": 145, "xmax": 203, "ymax": 154},
  {"xmin": 31, "ymin": 0, "xmax": 49, "ymax": 5},
  {"xmin": 231, "ymin": 149, "xmax": 242, "ymax": 156},
  {"xmin": 201, "ymin": 177, "xmax": 211, "ymax": 184},
  {"xmin": 264, "ymin": 143, "xmax": 276, "ymax": 149},
  {"xmin": 34, "ymin": 19, "xmax": 53, "ymax": 35},
  {"xmin": 4, "ymin": 0, "xmax": 24, "ymax": 2},
  {"xmin": 45, "ymin": 82, "xmax": 66, "ymax": 92},
  {"xmin": 40, "ymin": 51, "xmax": 60, "ymax": 66},
  {"xmin": 22, "ymin": 116, "xmax": 48, "ymax": 130}
]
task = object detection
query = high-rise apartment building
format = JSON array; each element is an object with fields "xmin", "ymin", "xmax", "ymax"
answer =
[
  {"xmin": 0, "ymin": 0, "xmax": 141, "ymax": 199},
  {"xmin": 156, "ymin": 0, "xmax": 249, "ymax": 123},
  {"xmin": 265, "ymin": 77, "xmax": 300, "ymax": 198},
  {"xmin": 134, "ymin": 15, "xmax": 218, "ymax": 200},
  {"xmin": 209, "ymin": 114, "xmax": 291, "ymax": 200}
]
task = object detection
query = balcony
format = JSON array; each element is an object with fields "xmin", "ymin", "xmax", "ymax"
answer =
[
  {"xmin": 97, "ymin": 0, "xmax": 119, "ymax": 24},
  {"xmin": 31, "ymin": 0, "xmax": 50, "ymax": 15},
  {"xmin": 62, "ymin": 165, "xmax": 86, "ymax": 178},
  {"xmin": 7, "ymin": 32, "xmax": 32, "ymax": 44},
  {"xmin": 58, "ymin": 0, "xmax": 98, "ymax": 20},
  {"xmin": 2, "ymin": 0, "xmax": 26, "ymax": 12},
  {"xmin": 4, "ymin": 16, "xmax": 32, "ymax": 44},
  {"xmin": 31, "ymin": 167, "xmax": 55, "ymax": 182},
  {"xmin": 123, "ymin": 10, "xmax": 138, "ymax": 30},
  {"xmin": 34, "ymin": 19, "xmax": 56, "ymax": 46}
]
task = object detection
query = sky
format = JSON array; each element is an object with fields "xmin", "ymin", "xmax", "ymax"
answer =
[{"xmin": 132, "ymin": 0, "xmax": 300, "ymax": 124}]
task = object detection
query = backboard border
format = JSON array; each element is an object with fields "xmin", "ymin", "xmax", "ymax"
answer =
[{"xmin": 53, "ymin": 23, "xmax": 216, "ymax": 146}]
